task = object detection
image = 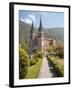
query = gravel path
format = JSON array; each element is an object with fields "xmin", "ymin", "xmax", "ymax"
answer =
[{"xmin": 38, "ymin": 56, "xmax": 58, "ymax": 78}]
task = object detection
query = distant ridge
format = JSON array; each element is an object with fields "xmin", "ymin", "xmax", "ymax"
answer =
[{"xmin": 19, "ymin": 20, "xmax": 64, "ymax": 47}]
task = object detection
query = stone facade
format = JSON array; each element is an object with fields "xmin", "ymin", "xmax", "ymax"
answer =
[{"xmin": 29, "ymin": 18, "xmax": 56, "ymax": 55}]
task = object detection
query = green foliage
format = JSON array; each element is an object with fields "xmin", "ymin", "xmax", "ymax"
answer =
[
  {"xmin": 30, "ymin": 57, "xmax": 40, "ymax": 66},
  {"xmin": 20, "ymin": 41, "xmax": 29, "ymax": 53},
  {"xmin": 30, "ymin": 58, "xmax": 37, "ymax": 66},
  {"xmin": 25, "ymin": 59, "xmax": 42, "ymax": 79},
  {"xmin": 56, "ymin": 44, "xmax": 64, "ymax": 58},
  {"xmin": 47, "ymin": 55, "xmax": 64, "ymax": 76},
  {"xmin": 20, "ymin": 20, "xmax": 64, "ymax": 46},
  {"xmin": 47, "ymin": 46, "xmax": 54, "ymax": 52},
  {"xmin": 44, "ymin": 28, "xmax": 64, "ymax": 43},
  {"xmin": 19, "ymin": 45, "xmax": 30, "ymax": 79},
  {"xmin": 55, "ymin": 64, "xmax": 64, "ymax": 76},
  {"xmin": 35, "ymin": 52, "xmax": 43, "ymax": 59},
  {"xmin": 25, "ymin": 51, "xmax": 42, "ymax": 78},
  {"xmin": 30, "ymin": 52, "xmax": 42, "ymax": 66}
]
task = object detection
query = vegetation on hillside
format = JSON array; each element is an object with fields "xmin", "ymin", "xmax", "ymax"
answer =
[{"xmin": 19, "ymin": 20, "xmax": 64, "ymax": 47}]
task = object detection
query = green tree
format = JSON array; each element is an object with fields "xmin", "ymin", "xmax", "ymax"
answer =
[{"xmin": 19, "ymin": 45, "xmax": 30, "ymax": 79}]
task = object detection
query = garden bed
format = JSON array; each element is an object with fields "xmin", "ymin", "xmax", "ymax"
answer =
[{"xmin": 47, "ymin": 55, "xmax": 64, "ymax": 77}]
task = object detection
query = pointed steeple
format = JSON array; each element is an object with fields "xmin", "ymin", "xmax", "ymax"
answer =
[
  {"xmin": 38, "ymin": 16, "xmax": 43, "ymax": 38},
  {"xmin": 30, "ymin": 21, "xmax": 34, "ymax": 39},
  {"xmin": 39, "ymin": 16, "xmax": 42, "ymax": 32},
  {"xmin": 29, "ymin": 21, "xmax": 34, "ymax": 56}
]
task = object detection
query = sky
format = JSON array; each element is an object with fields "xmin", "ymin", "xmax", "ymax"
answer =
[{"xmin": 19, "ymin": 10, "xmax": 64, "ymax": 28}]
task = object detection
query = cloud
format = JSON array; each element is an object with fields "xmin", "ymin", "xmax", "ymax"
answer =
[
  {"xmin": 28, "ymin": 15, "xmax": 36, "ymax": 22},
  {"xmin": 20, "ymin": 14, "xmax": 35, "ymax": 25},
  {"xmin": 20, "ymin": 18, "xmax": 25, "ymax": 22},
  {"xmin": 20, "ymin": 18, "xmax": 32, "ymax": 24}
]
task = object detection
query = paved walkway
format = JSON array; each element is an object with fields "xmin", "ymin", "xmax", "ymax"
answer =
[{"xmin": 38, "ymin": 55, "xmax": 58, "ymax": 78}]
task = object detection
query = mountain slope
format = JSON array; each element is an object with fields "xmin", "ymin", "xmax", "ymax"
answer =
[
  {"xmin": 19, "ymin": 20, "xmax": 64, "ymax": 47},
  {"xmin": 43, "ymin": 28, "xmax": 64, "ymax": 43}
]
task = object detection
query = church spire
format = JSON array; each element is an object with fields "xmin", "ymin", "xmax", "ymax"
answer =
[
  {"xmin": 39, "ymin": 16, "xmax": 42, "ymax": 32},
  {"xmin": 38, "ymin": 16, "xmax": 43, "ymax": 38},
  {"xmin": 30, "ymin": 21, "xmax": 34, "ymax": 39},
  {"xmin": 29, "ymin": 21, "xmax": 34, "ymax": 56}
]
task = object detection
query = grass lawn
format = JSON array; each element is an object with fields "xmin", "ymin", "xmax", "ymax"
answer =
[
  {"xmin": 47, "ymin": 55, "xmax": 64, "ymax": 76},
  {"xmin": 25, "ymin": 59, "xmax": 42, "ymax": 79}
]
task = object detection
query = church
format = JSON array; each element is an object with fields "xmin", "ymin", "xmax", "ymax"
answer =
[{"xmin": 29, "ymin": 17, "xmax": 56, "ymax": 55}]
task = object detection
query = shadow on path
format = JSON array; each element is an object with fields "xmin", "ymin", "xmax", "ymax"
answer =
[{"xmin": 47, "ymin": 59, "xmax": 59, "ymax": 77}]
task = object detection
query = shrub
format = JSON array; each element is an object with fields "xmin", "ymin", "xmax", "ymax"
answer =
[
  {"xmin": 56, "ymin": 44, "xmax": 64, "ymax": 58},
  {"xmin": 47, "ymin": 46, "xmax": 54, "ymax": 52},
  {"xmin": 47, "ymin": 55, "xmax": 64, "ymax": 76},
  {"xmin": 19, "ymin": 45, "xmax": 30, "ymax": 79},
  {"xmin": 30, "ymin": 58, "xmax": 37, "ymax": 66},
  {"xmin": 30, "ymin": 52, "xmax": 42, "ymax": 66},
  {"xmin": 25, "ymin": 59, "xmax": 42, "ymax": 79},
  {"xmin": 35, "ymin": 52, "xmax": 43, "ymax": 59}
]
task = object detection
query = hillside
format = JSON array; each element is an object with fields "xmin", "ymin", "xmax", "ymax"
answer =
[
  {"xmin": 44, "ymin": 28, "xmax": 64, "ymax": 43},
  {"xmin": 19, "ymin": 20, "xmax": 37, "ymax": 52},
  {"xmin": 19, "ymin": 20, "xmax": 64, "ymax": 48},
  {"xmin": 19, "ymin": 20, "xmax": 30, "ymax": 43}
]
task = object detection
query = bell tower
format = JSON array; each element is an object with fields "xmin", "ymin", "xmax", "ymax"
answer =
[
  {"xmin": 38, "ymin": 16, "xmax": 43, "ymax": 37},
  {"xmin": 29, "ymin": 21, "xmax": 34, "ymax": 55},
  {"xmin": 38, "ymin": 16, "xmax": 43, "ymax": 52}
]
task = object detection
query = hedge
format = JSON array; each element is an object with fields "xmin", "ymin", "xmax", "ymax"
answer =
[{"xmin": 47, "ymin": 55, "xmax": 64, "ymax": 77}]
